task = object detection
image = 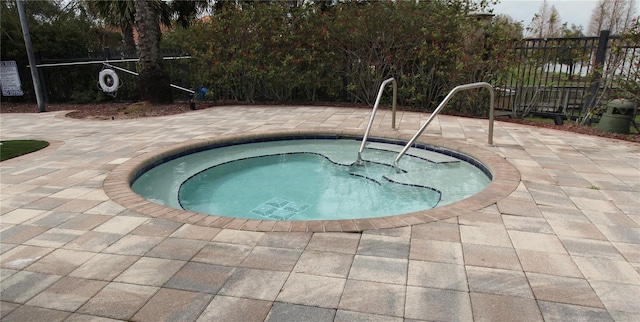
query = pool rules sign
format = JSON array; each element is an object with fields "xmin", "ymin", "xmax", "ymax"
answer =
[{"xmin": 0, "ymin": 61, "xmax": 24, "ymax": 96}]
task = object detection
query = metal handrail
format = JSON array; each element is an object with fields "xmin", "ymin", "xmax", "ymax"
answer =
[
  {"xmin": 394, "ymin": 82, "xmax": 495, "ymax": 169},
  {"xmin": 354, "ymin": 77, "xmax": 397, "ymax": 165}
]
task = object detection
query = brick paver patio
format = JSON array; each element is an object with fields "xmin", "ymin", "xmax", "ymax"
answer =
[{"xmin": 1, "ymin": 105, "xmax": 639, "ymax": 321}]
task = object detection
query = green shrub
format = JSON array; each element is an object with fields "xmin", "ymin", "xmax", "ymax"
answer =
[{"xmin": 164, "ymin": 0, "xmax": 520, "ymax": 115}]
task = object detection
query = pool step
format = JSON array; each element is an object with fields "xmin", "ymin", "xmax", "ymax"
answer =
[{"xmin": 364, "ymin": 142, "xmax": 460, "ymax": 164}]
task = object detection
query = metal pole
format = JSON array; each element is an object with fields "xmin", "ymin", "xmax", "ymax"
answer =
[
  {"xmin": 581, "ymin": 30, "xmax": 610, "ymax": 125},
  {"xmin": 16, "ymin": 0, "xmax": 45, "ymax": 112},
  {"xmin": 394, "ymin": 82, "xmax": 495, "ymax": 169},
  {"xmin": 355, "ymin": 78, "xmax": 395, "ymax": 165}
]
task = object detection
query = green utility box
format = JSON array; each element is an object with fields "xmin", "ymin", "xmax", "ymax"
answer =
[{"xmin": 596, "ymin": 99, "xmax": 637, "ymax": 134}]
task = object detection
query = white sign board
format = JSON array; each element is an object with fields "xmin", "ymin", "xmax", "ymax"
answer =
[{"xmin": 0, "ymin": 61, "xmax": 24, "ymax": 96}]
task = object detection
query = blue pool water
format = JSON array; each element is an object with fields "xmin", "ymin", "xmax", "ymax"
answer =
[{"xmin": 131, "ymin": 138, "xmax": 491, "ymax": 220}]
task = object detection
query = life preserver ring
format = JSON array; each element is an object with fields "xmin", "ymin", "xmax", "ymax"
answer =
[{"xmin": 99, "ymin": 69, "xmax": 119, "ymax": 93}]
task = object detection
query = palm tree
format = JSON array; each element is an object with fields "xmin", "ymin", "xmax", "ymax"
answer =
[
  {"xmin": 83, "ymin": 0, "xmax": 208, "ymax": 104},
  {"xmin": 134, "ymin": 0, "xmax": 172, "ymax": 103},
  {"xmin": 84, "ymin": 0, "xmax": 137, "ymax": 51}
]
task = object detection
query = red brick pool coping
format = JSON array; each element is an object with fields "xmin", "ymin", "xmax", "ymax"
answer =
[{"xmin": 104, "ymin": 128, "xmax": 520, "ymax": 232}]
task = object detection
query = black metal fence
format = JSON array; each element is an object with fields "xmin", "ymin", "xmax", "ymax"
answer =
[
  {"xmin": 494, "ymin": 30, "xmax": 639, "ymax": 121},
  {"xmin": 7, "ymin": 48, "xmax": 192, "ymax": 103}
]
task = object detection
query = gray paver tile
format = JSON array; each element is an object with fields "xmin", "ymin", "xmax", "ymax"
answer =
[
  {"xmin": 26, "ymin": 211, "xmax": 78, "ymax": 227},
  {"xmin": 26, "ymin": 276, "xmax": 107, "ymax": 311},
  {"xmin": 0, "ymin": 245, "xmax": 53, "ymax": 270},
  {"xmin": 470, "ymin": 292, "xmax": 543, "ymax": 322},
  {"xmin": 307, "ymin": 232, "xmax": 360, "ymax": 254},
  {"xmin": 257, "ymin": 231, "xmax": 312, "ymax": 249},
  {"xmin": 613, "ymin": 242, "xmax": 640, "ymax": 263},
  {"xmin": 548, "ymin": 218, "xmax": 607, "ymax": 240},
  {"xmin": 132, "ymin": 288, "xmax": 213, "ymax": 321},
  {"xmin": 170, "ymin": 224, "xmax": 221, "ymax": 241},
  {"xmin": 334, "ymin": 310, "xmax": 403, "ymax": 322},
  {"xmin": 56, "ymin": 213, "xmax": 111, "ymax": 231},
  {"xmin": 277, "ymin": 273, "xmax": 346, "ymax": 308},
  {"xmin": 192, "ymin": 242, "xmax": 253, "ymax": 266},
  {"xmin": 101, "ymin": 235, "xmax": 164, "ymax": 256},
  {"xmin": 407, "ymin": 260, "xmax": 468, "ymax": 291},
  {"xmin": 64, "ymin": 313, "xmax": 123, "ymax": 321},
  {"xmin": 582, "ymin": 210, "xmax": 638, "ymax": 226},
  {"xmin": 502, "ymin": 215, "xmax": 554, "ymax": 234},
  {"xmin": 508, "ymin": 230, "xmax": 567, "ymax": 254},
  {"xmin": 516, "ymin": 249, "xmax": 584, "ymax": 277},
  {"xmin": 69, "ymin": 253, "xmax": 138, "ymax": 281},
  {"xmin": 293, "ymin": 250, "xmax": 353, "ymax": 278},
  {"xmin": 462, "ymin": 243, "xmax": 521, "ymax": 270},
  {"xmin": 527, "ymin": 272, "xmax": 604, "ymax": 308},
  {"xmin": 164, "ymin": 262, "xmax": 234, "ymax": 294},
  {"xmin": 93, "ymin": 216, "xmax": 148, "ymax": 235},
  {"xmin": 590, "ymin": 281, "xmax": 640, "ymax": 314},
  {"xmin": 0, "ymin": 269, "xmax": 18, "ymax": 283},
  {"xmin": 240, "ymin": 246, "xmax": 303, "ymax": 271},
  {"xmin": 0, "ymin": 243, "xmax": 16, "ymax": 255},
  {"xmin": 410, "ymin": 239, "xmax": 463, "ymax": 264},
  {"xmin": 22, "ymin": 227, "xmax": 83, "ymax": 248},
  {"xmin": 348, "ymin": 255, "xmax": 407, "ymax": 285},
  {"xmin": 84, "ymin": 200, "xmax": 126, "ymax": 215},
  {"xmin": 265, "ymin": 302, "xmax": 335, "ymax": 322},
  {"xmin": 1, "ymin": 209, "xmax": 47, "ymax": 224},
  {"xmin": 0, "ymin": 225, "xmax": 48, "ymax": 244},
  {"xmin": 0, "ymin": 271, "xmax": 61, "ymax": 304},
  {"xmin": 538, "ymin": 301, "xmax": 613, "ymax": 322},
  {"xmin": 466, "ymin": 266, "xmax": 533, "ymax": 298},
  {"xmin": 573, "ymin": 256, "xmax": 640, "ymax": 285},
  {"xmin": 52, "ymin": 199, "xmax": 102, "ymax": 213},
  {"xmin": 405, "ymin": 286, "xmax": 472, "ymax": 321},
  {"xmin": 596, "ymin": 224, "xmax": 640, "ymax": 244},
  {"xmin": 411, "ymin": 221, "xmax": 461, "ymax": 242},
  {"xmin": 131, "ymin": 218, "xmax": 183, "ymax": 237},
  {"xmin": 497, "ymin": 196, "xmax": 542, "ymax": 217},
  {"xmin": 212, "ymin": 229, "xmax": 264, "ymax": 245},
  {"xmin": 460, "ymin": 224, "xmax": 512, "ymax": 247},
  {"xmin": 25, "ymin": 248, "xmax": 95, "ymax": 275},
  {"xmin": 78, "ymin": 282, "xmax": 158, "ymax": 320},
  {"xmin": 356, "ymin": 234, "xmax": 410, "ymax": 259},
  {"xmin": 0, "ymin": 301, "xmax": 20, "ymax": 319},
  {"xmin": 63, "ymin": 231, "xmax": 123, "ymax": 252},
  {"xmin": 145, "ymin": 237, "xmax": 207, "ymax": 261},
  {"xmin": 197, "ymin": 295, "xmax": 271, "ymax": 322},
  {"xmin": 218, "ymin": 267, "xmax": 289, "ymax": 301},
  {"xmin": 114, "ymin": 257, "xmax": 185, "ymax": 286},
  {"xmin": 363, "ymin": 226, "xmax": 411, "ymax": 238},
  {"xmin": 561, "ymin": 236, "xmax": 627, "ymax": 260},
  {"xmin": 1, "ymin": 305, "xmax": 71, "ymax": 322},
  {"xmin": 338, "ymin": 280, "xmax": 405, "ymax": 317}
]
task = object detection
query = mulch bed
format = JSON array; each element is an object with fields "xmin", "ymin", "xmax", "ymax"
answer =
[{"xmin": 2, "ymin": 101, "xmax": 639, "ymax": 143}]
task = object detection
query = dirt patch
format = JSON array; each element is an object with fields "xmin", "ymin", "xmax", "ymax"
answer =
[{"xmin": 2, "ymin": 101, "xmax": 638, "ymax": 143}]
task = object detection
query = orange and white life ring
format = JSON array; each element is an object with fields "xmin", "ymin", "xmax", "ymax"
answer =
[{"xmin": 98, "ymin": 69, "xmax": 119, "ymax": 93}]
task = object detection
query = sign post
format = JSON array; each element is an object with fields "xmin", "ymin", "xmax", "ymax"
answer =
[
  {"xmin": 16, "ymin": 0, "xmax": 46, "ymax": 112},
  {"xmin": 0, "ymin": 61, "xmax": 24, "ymax": 96}
]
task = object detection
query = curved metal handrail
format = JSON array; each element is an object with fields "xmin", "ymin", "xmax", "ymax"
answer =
[
  {"xmin": 355, "ymin": 77, "xmax": 397, "ymax": 165},
  {"xmin": 394, "ymin": 82, "xmax": 495, "ymax": 169}
]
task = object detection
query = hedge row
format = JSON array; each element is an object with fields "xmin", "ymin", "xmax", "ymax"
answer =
[{"xmin": 164, "ymin": 0, "xmax": 519, "ymax": 115}]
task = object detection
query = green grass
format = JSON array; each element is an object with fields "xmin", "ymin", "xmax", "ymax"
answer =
[{"xmin": 0, "ymin": 140, "xmax": 49, "ymax": 162}]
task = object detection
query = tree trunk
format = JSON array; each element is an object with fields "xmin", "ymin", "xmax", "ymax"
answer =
[
  {"xmin": 122, "ymin": 22, "xmax": 136, "ymax": 52},
  {"xmin": 134, "ymin": 0, "xmax": 172, "ymax": 104}
]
